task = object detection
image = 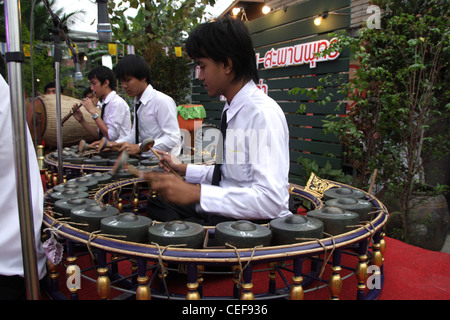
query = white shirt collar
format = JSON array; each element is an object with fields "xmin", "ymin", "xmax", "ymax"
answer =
[
  {"xmin": 103, "ymin": 90, "xmax": 116, "ymax": 105},
  {"xmin": 135, "ymin": 84, "xmax": 155, "ymax": 106},
  {"xmin": 224, "ymin": 80, "xmax": 258, "ymax": 122}
]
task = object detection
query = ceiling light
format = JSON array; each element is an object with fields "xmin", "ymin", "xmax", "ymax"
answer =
[{"xmin": 232, "ymin": 7, "xmax": 241, "ymax": 16}]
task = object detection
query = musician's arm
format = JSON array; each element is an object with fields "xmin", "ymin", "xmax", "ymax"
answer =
[{"xmin": 72, "ymin": 106, "xmax": 101, "ymax": 140}]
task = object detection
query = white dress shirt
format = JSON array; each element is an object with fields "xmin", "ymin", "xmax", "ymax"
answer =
[
  {"xmin": 101, "ymin": 90, "xmax": 132, "ymax": 141},
  {"xmin": 0, "ymin": 75, "xmax": 47, "ymax": 279},
  {"xmin": 186, "ymin": 81, "xmax": 291, "ymax": 220},
  {"xmin": 117, "ymin": 84, "xmax": 181, "ymax": 157}
]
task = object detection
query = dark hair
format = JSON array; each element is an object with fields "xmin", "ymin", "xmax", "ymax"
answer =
[
  {"xmin": 186, "ymin": 17, "xmax": 259, "ymax": 84},
  {"xmin": 82, "ymin": 87, "xmax": 94, "ymax": 98},
  {"xmin": 87, "ymin": 66, "xmax": 116, "ymax": 91},
  {"xmin": 115, "ymin": 54, "xmax": 151, "ymax": 84},
  {"xmin": 44, "ymin": 82, "xmax": 63, "ymax": 94}
]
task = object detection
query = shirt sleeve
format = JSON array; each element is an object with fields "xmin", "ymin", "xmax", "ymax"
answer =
[
  {"xmin": 104, "ymin": 98, "xmax": 130, "ymax": 142},
  {"xmin": 185, "ymin": 163, "xmax": 214, "ymax": 184},
  {"xmin": 152, "ymin": 97, "xmax": 181, "ymax": 152},
  {"xmin": 115, "ymin": 104, "xmax": 136, "ymax": 144},
  {"xmin": 114, "ymin": 126, "xmax": 134, "ymax": 144},
  {"xmin": 196, "ymin": 106, "xmax": 290, "ymax": 221}
]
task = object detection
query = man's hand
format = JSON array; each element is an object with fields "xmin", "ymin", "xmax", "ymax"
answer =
[
  {"xmin": 153, "ymin": 149, "xmax": 188, "ymax": 176},
  {"xmin": 88, "ymin": 139, "xmax": 102, "ymax": 149},
  {"xmin": 72, "ymin": 104, "xmax": 84, "ymax": 122},
  {"xmin": 144, "ymin": 171, "xmax": 200, "ymax": 206},
  {"xmin": 118, "ymin": 142, "xmax": 141, "ymax": 155},
  {"xmin": 81, "ymin": 97, "xmax": 98, "ymax": 115}
]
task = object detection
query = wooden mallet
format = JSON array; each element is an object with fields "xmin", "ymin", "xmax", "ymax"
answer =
[
  {"xmin": 111, "ymin": 150, "xmax": 140, "ymax": 178},
  {"xmin": 78, "ymin": 139, "xmax": 98, "ymax": 153},
  {"xmin": 97, "ymin": 137, "xmax": 122, "ymax": 152},
  {"xmin": 140, "ymin": 138, "xmax": 183, "ymax": 180}
]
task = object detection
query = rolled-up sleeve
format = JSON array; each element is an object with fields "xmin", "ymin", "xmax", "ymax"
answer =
[{"xmin": 195, "ymin": 107, "xmax": 290, "ymax": 221}]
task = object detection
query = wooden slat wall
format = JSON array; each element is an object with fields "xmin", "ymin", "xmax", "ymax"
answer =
[{"xmin": 191, "ymin": 0, "xmax": 350, "ymax": 185}]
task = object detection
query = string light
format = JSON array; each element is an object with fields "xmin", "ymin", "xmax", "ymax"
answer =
[
  {"xmin": 232, "ymin": 7, "xmax": 241, "ymax": 16},
  {"xmin": 262, "ymin": 5, "xmax": 271, "ymax": 14},
  {"xmin": 314, "ymin": 12, "xmax": 328, "ymax": 26}
]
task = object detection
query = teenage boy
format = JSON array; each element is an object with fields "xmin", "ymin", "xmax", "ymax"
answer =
[
  {"xmin": 109, "ymin": 54, "xmax": 181, "ymax": 157},
  {"xmin": 73, "ymin": 66, "xmax": 132, "ymax": 141},
  {"xmin": 43, "ymin": 81, "xmax": 63, "ymax": 95},
  {"xmin": 143, "ymin": 17, "xmax": 291, "ymax": 225}
]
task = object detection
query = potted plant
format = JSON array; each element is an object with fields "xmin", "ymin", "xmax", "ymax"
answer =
[{"xmin": 305, "ymin": 0, "xmax": 449, "ymax": 250}]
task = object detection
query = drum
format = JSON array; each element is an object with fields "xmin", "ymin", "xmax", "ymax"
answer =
[{"xmin": 26, "ymin": 94, "xmax": 98, "ymax": 147}]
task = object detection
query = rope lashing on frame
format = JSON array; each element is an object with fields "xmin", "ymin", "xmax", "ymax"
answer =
[
  {"xmin": 225, "ymin": 243, "xmax": 262, "ymax": 289},
  {"xmin": 295, "ymin": 232, "xmax": 336, "ymax": 287},
  {"xmin": 86, "ymin": 230, "xmax": 127, "ymax": 270},
  {"xmin": 151, "ymin": 242, "xmax": 187, "ymax": 300}
]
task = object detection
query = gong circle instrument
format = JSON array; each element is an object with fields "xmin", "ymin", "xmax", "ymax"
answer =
[
  {"xmin": 53, "ymin": 198, "xmax": 97, "ymax": 218},
  {"xmin": 101, "ymin": 212, "xmax": 153, "ymax": 243},
  {"xmin": 148, "ymin": 220, "xmax": 205, "ymax": 249},
  {"xmin": 269, "ymin": 215, "xmax": 324, "ymax": 246},
  {"xmin": 70, "ymin": 203, "xmax": 120, "ymax": 232},
  {"xmin": 214, "ymin": 220, "xmax": 272, "ymax": 248},
  {"xmin": 42, "ymin": 172, "xmax": 389, "ymax": 301},
  {"xmin": 43, "ymin": 130, "xmax": 216, "ymax": 183},
  {"xmin": 306, "ymin": 206, "xmax": 360, "ymax": 236},
  {"xmin": 323, "ymin": 186, "xmax": 366, "ymax": 200},
  {"xmin": 325, "ymin": 197, "xmax": 374, "ymax": 222}
]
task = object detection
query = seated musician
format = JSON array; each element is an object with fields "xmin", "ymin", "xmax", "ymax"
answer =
[
  {"xmin": 142, "ymin": 17, "xmax": 291, "ymax": 226},
  {"xmin": 72, "ymin": 66, "xmax": 132, "ymax": 142},
  {"xmin": 106, "ymin": 54, "xmax": 181, "ymax": 158}
]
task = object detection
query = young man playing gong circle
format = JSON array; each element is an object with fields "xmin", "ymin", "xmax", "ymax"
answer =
[
  {"xmin": 107, "ymin": 54, "xmax": 181, "ymax": 158},
  {"xmin": 143, "ymin": 17, "xmax": 291, "ymax": 225}
]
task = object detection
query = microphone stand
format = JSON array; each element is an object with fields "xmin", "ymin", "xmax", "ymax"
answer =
[
  {"xmin": 43, "ymin": 0, "xmax": 80, "ymax": 184},
  {"xmin": 51, "ymin": 17, "xmax": 64, "ymax": 184},
  {"xmin": 4, "ymin": 0, "xmax": 40, "ymax": 300}
]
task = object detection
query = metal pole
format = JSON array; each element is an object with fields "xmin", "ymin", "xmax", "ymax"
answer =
[
  {"xmin": 51, "ymin": 9, "xmax": 64, "ymax": 184},
  {"xmin": 4, "ymin": 0, "xmax": 40, "ymax": 300}
]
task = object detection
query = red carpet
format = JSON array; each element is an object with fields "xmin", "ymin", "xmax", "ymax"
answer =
[
  {"xmin": 379, "ymin": 237, "xmax": 450, "ymax": 300},
  {"xmin": 43, "ymin": 236, "xmax": 450, "ymax": 300}
]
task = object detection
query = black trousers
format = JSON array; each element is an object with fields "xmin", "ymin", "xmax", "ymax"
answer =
[
  {"xmin": 0, "ymin": 275, "xmax": 27, "ymax": 300},
  {"xmin": 146, "ymin": 195, "xmax": 235, "ymax": 226},
  {"xmin": 146, "ymin": 196, "xmax": 271, "ymax": 226}
]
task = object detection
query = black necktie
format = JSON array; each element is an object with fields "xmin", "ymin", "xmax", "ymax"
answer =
[
  {"xmin": 100, "ymin": 102, "xmax": 107, "ymax": 120},
  {"xmin": 211, "ymin": 109, "xmax": 227, "ymax": 186},
  {"xmin": 99, "ymin": 102, "xmax": 106, "ymax": 139},
  {"xmin": 134, "ymin": 101, "xmax": 142, "ymax": 144}
]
